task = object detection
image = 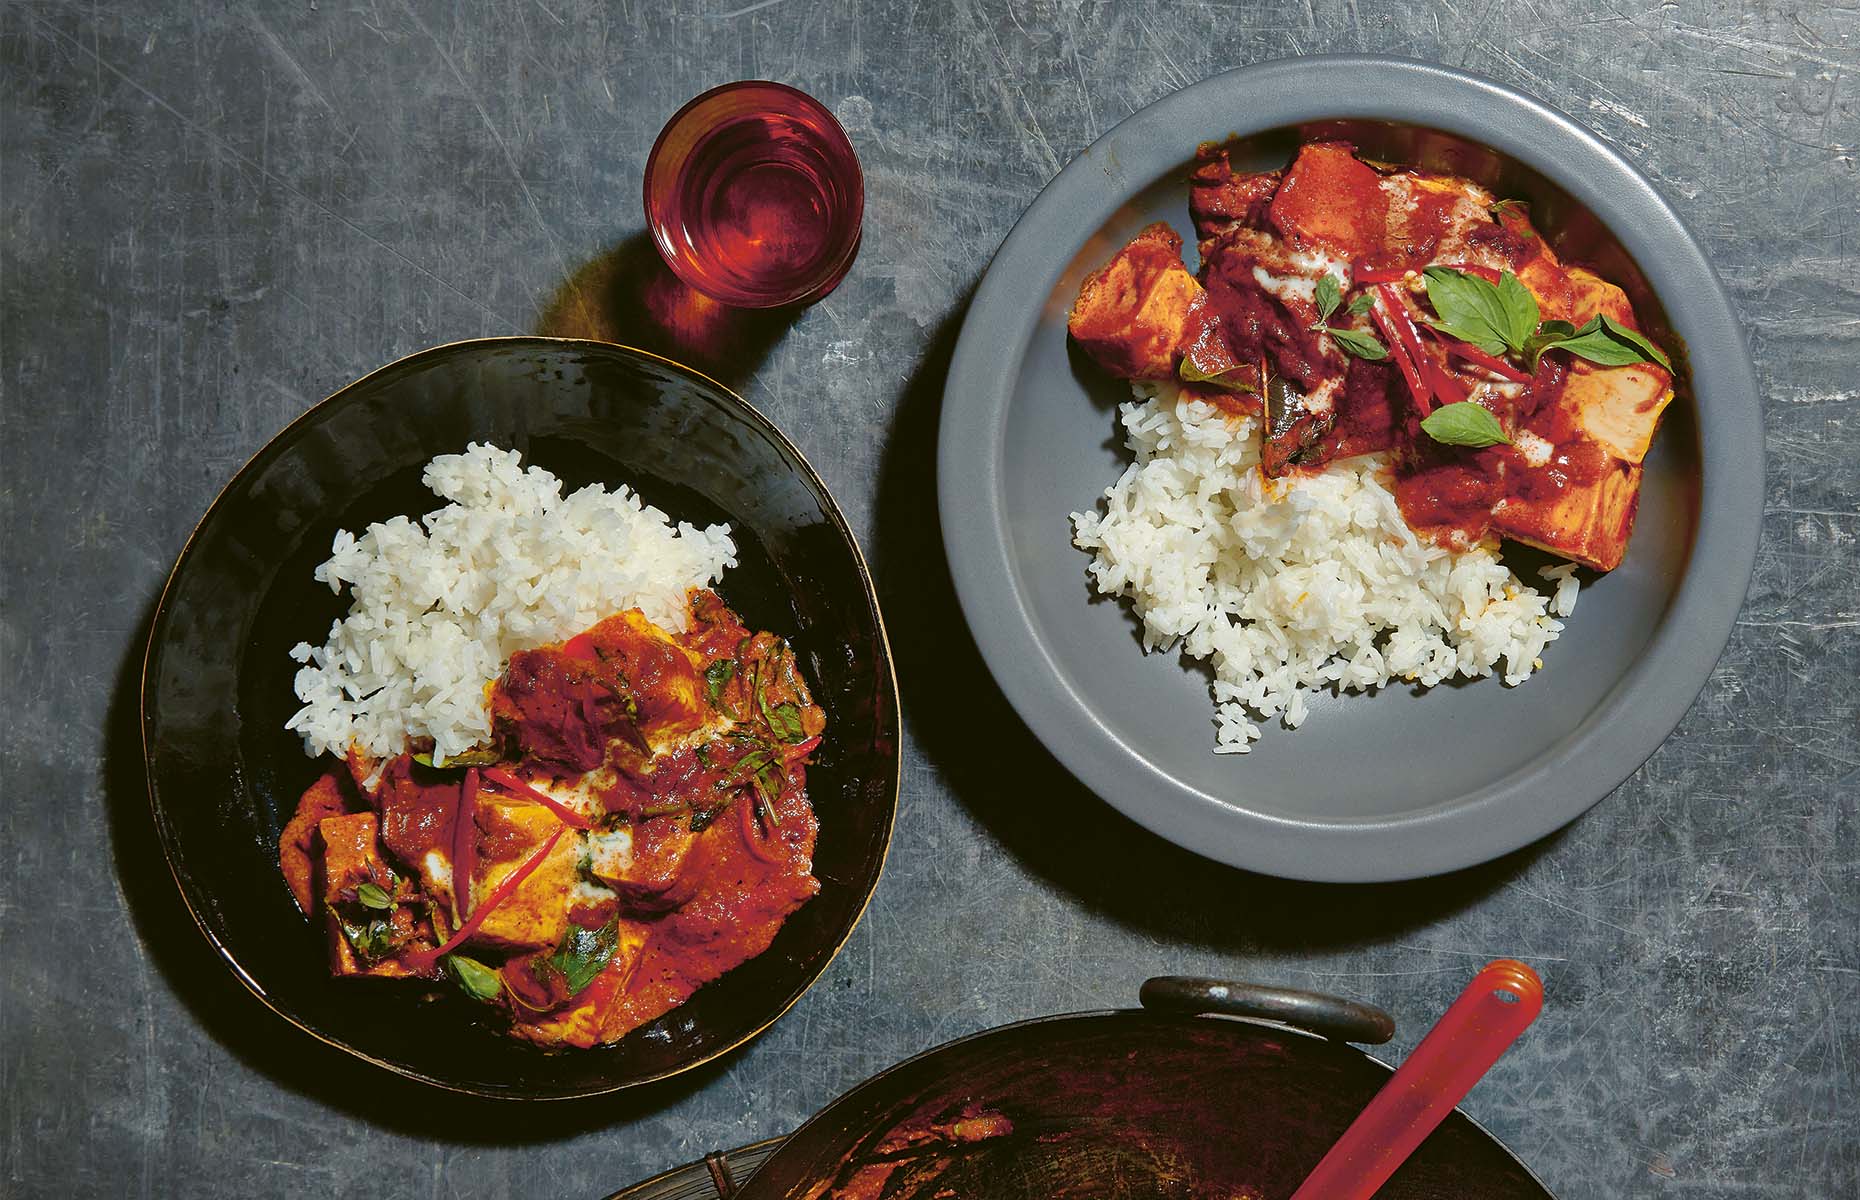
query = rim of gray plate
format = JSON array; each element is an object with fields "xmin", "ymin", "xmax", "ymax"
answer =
[{"xmin": 937, "ymin": 55, "xmax": 1763, "ymax": 882}]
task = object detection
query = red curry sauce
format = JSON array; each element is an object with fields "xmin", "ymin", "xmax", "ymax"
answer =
[
  {"xmin": 1066, "ymin": 138, "xmax": 1675, "ymax": 569},
  {"xmin": 277, "ymin": 588, "xmax": 826, "ymax": 1048}
]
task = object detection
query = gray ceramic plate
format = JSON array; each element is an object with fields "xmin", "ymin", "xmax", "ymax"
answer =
[{"xmin": 938, "ymin": 57, "xmax": 1761, "ymax": 882}]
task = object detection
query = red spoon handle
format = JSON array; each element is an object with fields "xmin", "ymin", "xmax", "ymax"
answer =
[{"xmin": 1286, "ymin": 960, "xmax": 1544, "ymax": 1200}]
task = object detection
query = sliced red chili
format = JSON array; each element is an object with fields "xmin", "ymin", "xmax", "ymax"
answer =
[
  {"xmin": 453, "ymin": 766, "xmax": 479, "ymax": 921},
  {"xmin": 1421, "ymin": 350, "xmax": 1471, "ymax": 407},
  {"xmin": 782, "ymin": 735, "xmax": 822, "ymax": 764},
  {"xmin": 561, "ymin": 632, "xmax": 599, "ymax": 661},
  {"xmin": 1376, "ymin": 284, "xmax": 1432, "ymax": 362},
  {"xmin": 1376, "ymin": 284, "xmax": 1474, "ymax": 412},
  {"xmin": 482, "ymin": 766, "xmax": 595, "ymax": 830},
  {"xmin": 1369, "ymin": 288, "xmax": 1432, "ymax": 414},
  {"xmin": 406, "ymin": 825, "xmax": 568, "ymax": 972},
  {"xmin": 1442, "ymin": 338, "xmax": 1531, "ymax": 382}
]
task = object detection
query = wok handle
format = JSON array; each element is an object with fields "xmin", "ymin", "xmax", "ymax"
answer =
[{"xmin": 1140, "ymin": 976, "xmax": 1395, "ymax": 1044}]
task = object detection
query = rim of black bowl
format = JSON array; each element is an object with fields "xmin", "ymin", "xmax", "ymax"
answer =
[
  {"xmin": 140, "ymin": 336, "xmax": 901, "ymax": 1098},
  {"xmin": 938, "ymin": 56, "xmax": 1764, "ymax": 882}
]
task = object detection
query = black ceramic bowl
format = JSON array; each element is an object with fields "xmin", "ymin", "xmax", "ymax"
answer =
[{"xmin": 141, "ymin": 338, "xmax": 899, "ymax": 1098}]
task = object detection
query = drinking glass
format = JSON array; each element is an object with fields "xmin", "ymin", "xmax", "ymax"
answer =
[{"xmin": 644, "ymin": 81, "xmax": 864, "ymax": 309}]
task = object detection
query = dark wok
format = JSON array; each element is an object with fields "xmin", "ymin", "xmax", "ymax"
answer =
[{"xmin": 707, "ymin": 978, "xmax": 1555, "ymax": 1200}]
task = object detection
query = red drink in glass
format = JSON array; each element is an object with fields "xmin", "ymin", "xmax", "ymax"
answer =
[{"xmin": 644, "ymin": 82, "xmax": 864, "ymax": 309}]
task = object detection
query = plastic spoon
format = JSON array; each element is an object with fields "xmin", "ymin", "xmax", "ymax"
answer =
[{"xmin": 1287, "ymin": 959, "xmax": 1544, "ymax": 1200}]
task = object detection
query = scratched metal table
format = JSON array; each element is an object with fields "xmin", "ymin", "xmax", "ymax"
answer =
[{"xmin": 3, "ymin": 3, "xmax": 1855, "ymax": 1197}]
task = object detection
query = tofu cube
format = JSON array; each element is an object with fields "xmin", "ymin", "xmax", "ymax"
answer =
[
  {"xmin": 1068, "ymin": 222, "xmax": 1208, "ymax": 380},
  {"xmin": 1561, "ymin": 362, "xmax": 1674, "ymax": 465},
  {"xmin": 317, "ymin": 812, "xmax": 382, "ymax": 903},
  {"xmin": 1564, "ymin": 266, "xmax": 1640, "ymax": 326},
  {"xmin": 587, "ymin": 610, "xmax": 710, "ymax": 747},
  {"xmin": 588, "ymin": 817, "xmax": 701, "ymax": 911},
  {"xmin": 316, "ymin": 813, "xmax": 427, "ymax": 979},
  {"xmin": 1266, "ymin": 141, "xmax": 1389, "ymax": 256},
  {"xmin": 465, "ymin": 799, "xmax": 576, "ymax": 954},
  {"xmin": 1495, "ymin": 454, "xmax": 1642, "ymax": 572},
  {"xmin": 504, "ymin": 921, "xmax": 649, "ymax": 1050}
]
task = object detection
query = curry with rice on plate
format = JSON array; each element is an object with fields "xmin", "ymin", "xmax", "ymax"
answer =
[
  {"xmin": 1068, "ymin": 140, "xmax": 1676, "ymax": 750},
  {"xmin": 276, "ymin": 444, "xmax": 830, "ymax": 1048}
]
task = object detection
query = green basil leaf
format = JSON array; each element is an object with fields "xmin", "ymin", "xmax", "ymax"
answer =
[
  {"xmin": 1490, "ymin": 198, "xmax": 1527, "ymax": 220},
  {"xmin": 1345, "ymin": 292, "xmax": 1374, "ymax": 317},
  {"xmin": 545, "ymin": 918, "xmax": 620, "ymax": 996},
  {"xmin": 447, "ymin": 954, "xmax": 503, "ymax": 1002},
  {"xmin": 751, "ymin": 764, "xmax": 783, "ymax": 827},
  {"xmin": 1420, "ymin": 401, "xmax": 1512, "ymax": 448},
  {"xmin": 1424, "ymin": 320, "xmax": 1505, "ymax": 355},
  {"xmin": 1422, "ymin": 267, "xmax": 1537, "ymax": 356},
  {"xmin": 753, "ymin": 667, "xmax": 802, "ymax": 743},
  {"xmin": 354, "ymin": 882, "xmax": 393, "ymax": 910},
  {"xmin": 367, "ymin": 924, "xmax": 394, "ymax": 958},
  {"xmin": 1314, "ymin": 273, "xmax": 1342, "ymax": 322},
  {"xmin": 703, "ymin": 659, "xmax": 734, "ymax": 712},
  {"xmin": 768, "ymin": 702, "xmax": 808, "ymax": 744},
  {"xmin": 1327, "ymin": 327, "xmax": 1388, "ymax": 361},
  {"xmin": 1495, "ymin": 271, "xmax": 1541, "ymax": 354},
  {"xmin": 720, "ymin": 747, "xmax": 775, "ymax": 795},
  {"xmin": 732, "ymin": 748, "xmax": 774, "ymax": 776},
  {"xmin": 1536, "ymin": 314, "xmax": 1672, "ymax": 370},
  {"xmin": 335, "ymin": 912, "xmax": 394, "ymax": 963},
  {"xmin": 1612, "ymin": 318, "xmax": 1671, "ymax": 364},
  {"xmin": 734, "ymin": 734, "xmax": 785, "ymax": 825},
  {"xmin": 751, "ymin": 660, "xmax": 770, "ymax": 724},
  {"xmin": 1522, "ymin": 319, "xmax": 1577, "ymax": 370},
  {"xmin": 1177, "ymin": 357, "xmax": 1258, "ymax": 394},
  {"xmin": 1422, "ymin": 267, "xmax": 1505, "ymax": 352}
]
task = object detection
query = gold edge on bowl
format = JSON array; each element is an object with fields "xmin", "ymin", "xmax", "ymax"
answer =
[{"xmin": 139, "ymin": 334, "xmax": 903, "ymax": 1100}]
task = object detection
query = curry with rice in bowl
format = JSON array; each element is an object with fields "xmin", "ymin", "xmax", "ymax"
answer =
[
  {"xmin": 276, "ymin": 444, "xmax": 829, "ymax": 1048},
  {"xmin": 1069, "ymin": 140, "xmax": 1676, "ymax": 751}
]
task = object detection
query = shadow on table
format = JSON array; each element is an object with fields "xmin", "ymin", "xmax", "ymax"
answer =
[
  {"xmin": 534, "ymin": 231, "xmax": 800, "ymax": 387},
  {"xmin": 104, "ymin": 597, "xmax": 732, "ymax": 1145},
  {"xmin": 871, "ymin": 290, "xmax": 1560, "ymax": 959}
]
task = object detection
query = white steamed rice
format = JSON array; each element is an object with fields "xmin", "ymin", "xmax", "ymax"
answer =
[
  {"xmin": 1071, "ymin": 385, "xmax": 1580, "ymax": 753},
  {"xmin": 286, "ymin": 443, "xmax": 735, "ymax": 764}
]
